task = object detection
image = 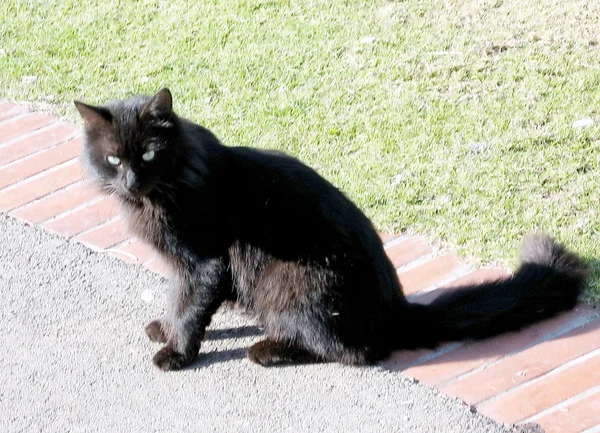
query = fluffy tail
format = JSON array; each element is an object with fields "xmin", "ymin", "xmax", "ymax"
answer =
[{"xmin": 401, "ymin": 234, "xmax": 590, "ymax": 348}]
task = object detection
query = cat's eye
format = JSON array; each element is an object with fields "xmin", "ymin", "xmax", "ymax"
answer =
[
  {"xmin": 106, "ymin": 155, "xmax": 121, "ymax": 166},
  {"xmin": 142, "ymin": 150, "xmax": 156, "ymax": 162}
]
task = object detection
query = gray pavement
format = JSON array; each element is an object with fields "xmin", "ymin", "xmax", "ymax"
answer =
[{"xmin": 0, "ymin": 216, "xmax": 527, "ymax": 433}]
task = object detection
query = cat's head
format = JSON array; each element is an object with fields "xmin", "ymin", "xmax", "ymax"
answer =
[{"xmin": 74, "ymin": 88, "xmax": 180, "ymax": 201}]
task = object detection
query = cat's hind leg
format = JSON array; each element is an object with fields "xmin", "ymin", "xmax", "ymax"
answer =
[
  {"xmin": 247, "ymin": 339, "xmax": 322, "ymax": 366},
  {"xmin": 257, "ymin": 306, "xmax": 385, "ymax": 367}
]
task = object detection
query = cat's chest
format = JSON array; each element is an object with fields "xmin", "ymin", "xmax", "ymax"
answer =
[{"xmin": 122, "ymin": 201, "xmax": 174, "ymax": 250}]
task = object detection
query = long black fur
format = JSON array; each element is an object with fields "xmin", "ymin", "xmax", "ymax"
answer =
[{"xmin": 74, "ymin": 89, "xmax": 589, "ymax": 370}]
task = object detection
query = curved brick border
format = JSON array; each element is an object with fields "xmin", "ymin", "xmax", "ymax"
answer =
[{"xmin": 1, "ymin": 101, "xmax": 598, "ymax": 432}]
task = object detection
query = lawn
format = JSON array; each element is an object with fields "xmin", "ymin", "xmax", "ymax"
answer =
[{"xmin": 2, "ymin": 0, "xmax": 600, "ymax": 299}]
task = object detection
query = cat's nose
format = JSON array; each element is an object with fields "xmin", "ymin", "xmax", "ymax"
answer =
[{"xmin": 125, "ymin": 170, "xmax": 141, "ymax": 193}]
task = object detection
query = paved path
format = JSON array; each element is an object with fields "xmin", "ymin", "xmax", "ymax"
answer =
[
  {"xmin": 1, "ymin": 215, "xmax": 521, "ymax": 433},
  {"xmin": 1, "ymin": 101, "xmax": 599, "ymax": 432}
]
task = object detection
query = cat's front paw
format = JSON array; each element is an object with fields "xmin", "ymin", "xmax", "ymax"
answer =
[
  {"xmin": 152, "ymin": 346, "xmax": 194, "ymax": 371},
  {"xmin": 145, "ymin": 320, "xmax": 167, "ymax": 343}
]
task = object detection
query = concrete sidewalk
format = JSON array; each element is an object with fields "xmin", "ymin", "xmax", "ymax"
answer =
[{"xmin": 0, "ymin": 216, "xmax": 521, "ymax": 433}]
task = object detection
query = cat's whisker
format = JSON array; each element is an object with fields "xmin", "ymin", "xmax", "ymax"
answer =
[{"xmin": 101, "ymin": 184, "xmax": 118, "ymax": 196}]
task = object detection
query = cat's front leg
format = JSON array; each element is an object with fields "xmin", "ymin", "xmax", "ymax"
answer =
[{"xmin": 152, "ymin": 257, "xmax": 231, "ymax": 371}]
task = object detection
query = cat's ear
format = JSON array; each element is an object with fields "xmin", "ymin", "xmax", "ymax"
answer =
[
  {"xmin": 140, "ymin": 88, "xmax": 173, "ymax": 122},
  {"xmin": 74, "ymin": 101, "xmax": 112, "ymax": 129}
]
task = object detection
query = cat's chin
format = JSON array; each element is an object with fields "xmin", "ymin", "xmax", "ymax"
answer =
[
  {"xmin": 115, "ymin": 190, "xmax": 152, "ymax": 205},
  {"xmin": 117, "ymin": 185, "xmax": 157, "ymax": 202}
]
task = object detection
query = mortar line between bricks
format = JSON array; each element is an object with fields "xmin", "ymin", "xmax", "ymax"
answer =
[
  {"xmin": 383, "ymin": 235, "xmax": 413, "ymax": 249},
  {"xmin": 439, "ymin": 311, "xmax": 600, "ymax": 389},
  {"xmin": 0, "ymin": 118, "xmax": 59, "ymax": 147},
  {"xmin": 8, "ymin": 181, "xmax": 89, "ymax": 214},
  {"xmin": 0, "ymin": 158, "xmax": 80, "ymax": 193},
  {"xmin": 0, "ymin": 132, "xmax": 81, "ymax": 170},
  {"xmin": 0, "ymin": 107, "xmax": 25, "ymax": 124},
  {"xmin": 0, "ymin": 112, "xmax": 31, "ymax": 128},
  {"xmin": 106, "ymin": 239, "xmax": 156, "ymax": 265},
  {"xmin": 0, "ymin": 133, "xmax": 81, "ymax": 171},
  {"xmin": 522, "ymin": 384, "xmax": 600, "ymax": 424},
  {"xmin": 102, "ymin": 247, "xmax": 143, "ymax": 263},
  {"xmin": 135, "ymin": 252, "xmax": 156, "ymax": 265},
  {"xmin": 141, "ymin": 256, "xmax": 157, "ymax": 266},
  {"xmin": 75, "ymin": 215, "xmax": 123, "ymax": 239},
  {"xmin": 477, "ymin": 346, "xmax": 600, "ymax": 409},
  {"xmin": 402, "ymin": 342, "xmax": 465, "ymax": 370},
  {"xmin": 110, "ymin": 237, "xmax": 136, "ymax": 250},
  {"xmin": 581, "ymin": 424, "xmax": 600, "ymax": 433},
  {"xmin": 0, "ymin": 120, "xmax": 70, "ymax": 151},
  {"xmin": 405, "ymin": 267, "xmax": 472, "ymax": 298},
  {"xmin": 395, "ymin": 252, "xmax": 440, "ymax": 273},
  {"xmin": 40, "ymin": 194, "xmax": 106, "ymax": 224}
]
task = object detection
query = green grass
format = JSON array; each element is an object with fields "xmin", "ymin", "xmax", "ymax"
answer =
[{"xmin": 2, "ymin": 0, "xmax": 600, "ymax": 299}]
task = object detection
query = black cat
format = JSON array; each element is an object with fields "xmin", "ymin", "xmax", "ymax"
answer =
[{"xmin": 74, "ymin": 89, "xmax": 589, "ymax": 371}]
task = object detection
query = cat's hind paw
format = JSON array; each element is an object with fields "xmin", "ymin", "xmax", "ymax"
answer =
[{"xmin": 247, "ymin": 339, "xmax": 319, "ymax": 367}]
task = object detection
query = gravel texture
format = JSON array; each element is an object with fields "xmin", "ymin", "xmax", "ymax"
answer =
[{"xmin": 0, "ymin": 216, "xmax": 528, "ymax": 433}]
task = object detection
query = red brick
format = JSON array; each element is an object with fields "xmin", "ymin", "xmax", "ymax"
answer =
[
  {"xmin": 385, "ymin": 236, "xmax": 434, "ymax": 269},
  {"xmin": 409, "ymin": 268, "xmax": 509, "ymax": 305},
  {"xmin": 380, "ymin": 344, "xmax": 467, "ymax": 373},
  {"xmin": 398, "ymin": 254, "xmax": 467, "ymax": 295},
  {"xmin": 535, "ymin": 389, "xmax": 600, "ymax": 433},
  {"xmin": 478, "ymin": 351, "xmax": 600, "ymax": 423},
  {"xmin": 10, "ymin": 181, "xmax": 98, "ymax": 223},
  {"xmin": 404, "ymin": 305, "xmax": 596, "ymax": 387},
  {"xmin": 109, "ymin": 239, "xmax": 156, "ymax": 263},
  {"xmin": 0, "ymin": 113, "xmax": 56, "ymax": 144},
  {"xmin": 120, "ymin": 239, "xmax": 156, "ymax": 263},
  {"xmin": 0, "ymin": 122, "xmax": 78, "ymax": 166},
  {"xmin": 76, "ymin": 218, "xmax": 130, "ymax": 250},
  {"xmin": 145, "ymin": 259, "xmax": 170, "ymax": 277},
  {"xmin": 378, "ymin": 232, "xmax": 397, "ymax": 243},
  {"xmin": 442, "ymin": 267, "xmax": 509, "ymax": 289},
  {"xmin": 441, "ymin": 307, "xmax": 598, "ymax": 404},
  {"xmin": 0, "ymin": 161, "xmax": 83, "ymax": 212},
  {"xmin": 0, "ymin": 137, "xmax": 82, "ymax": 189},
  {"xmin": 43, "ymin": 196, "xmax": 120, "ymax": 237},
  {"xmin": 108, "ymin": 247, "xmax": 139, "ymax": 263},
  {"xmin": 0, "ymin": 103, "xmax": 26, "ymax": 122},
  {"xmin": 380, "ymin": 348, "xmax": 434, "ymax": 371}
]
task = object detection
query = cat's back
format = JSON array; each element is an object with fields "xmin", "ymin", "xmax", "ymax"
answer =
[
  {"xmin": 226, "ymin": 146, "xmax": 351, "ymax": 211},
  {"xmin": 226, "ymin": 147, "xmax": 356, "ymax": 218},
  {"xmin": 221, "ymin": 146, "xmax": 380, "ymax": 257}
]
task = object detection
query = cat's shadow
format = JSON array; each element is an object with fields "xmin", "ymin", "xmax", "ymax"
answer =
[
  {"xmin": 205, "ymin": 325, "xmax": 263, "ymax": 341},
  {"xmin": 186, "ymin": 347, "xmax": 250, "ymax": 369},
  {"xmin": 183, "ymin": 325, "xmax": 264, "ymax": 370}
]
